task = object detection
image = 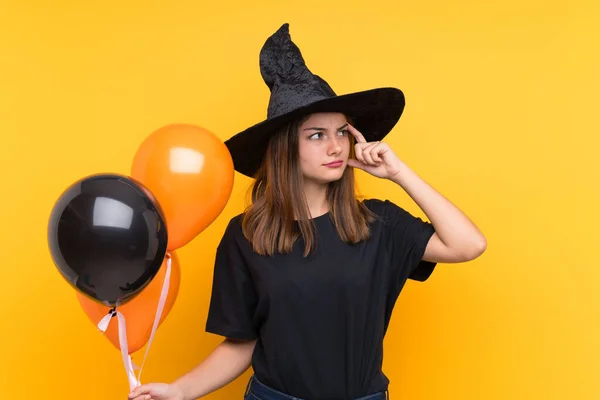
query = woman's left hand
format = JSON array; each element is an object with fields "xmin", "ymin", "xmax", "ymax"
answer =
[{"xmin": 346, "ymin": 123, "xmax": 405, "ymax": 180}]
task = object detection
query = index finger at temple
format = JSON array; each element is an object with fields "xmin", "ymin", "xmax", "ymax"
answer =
[{"xmin": 347, "ymin": 123, "xmax": 367, "ymax": 143}]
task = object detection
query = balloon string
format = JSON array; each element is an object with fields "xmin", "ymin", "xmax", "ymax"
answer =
[
  {"xmin": 97, "ymin": 308, "xmax": 115, "ymax": 332},
  {"xmin": 96, "ymin": 254, "xmax": 172, "ymax": 391},
  {"xmin": 97, "ymin": 309, "xmax": 138, "ymax": 390},
  {"xmin": 117, "ymin": 311, "xmax": 140, "ymax": 391},
  {"xmin": 137, "ymin": 253, "xmax": 172, "ymax": 380}
]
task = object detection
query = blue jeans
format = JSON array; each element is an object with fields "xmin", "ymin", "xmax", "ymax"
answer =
[{"xmin": 244, "ymin": 375, "xmax": 389, "ymax": 400}]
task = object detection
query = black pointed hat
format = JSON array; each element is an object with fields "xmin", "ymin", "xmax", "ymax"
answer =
[{"xmin": 224, "ymin": 23, "xmax": 405, "ymax": 178}]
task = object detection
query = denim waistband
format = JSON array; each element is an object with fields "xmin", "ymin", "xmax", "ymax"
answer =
[{"xmin": 245, "ymin": 375, "xmax": 389, "ymax": 400}]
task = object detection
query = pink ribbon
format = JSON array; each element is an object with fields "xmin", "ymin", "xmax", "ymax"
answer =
[{"xmin": 96, "ymin": 253, "xmax": 172, "ymax": 391}]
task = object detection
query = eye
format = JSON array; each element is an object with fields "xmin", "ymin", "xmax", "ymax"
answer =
[
  {"xmin": 338, "ymin": 129, "xmax": 349, "ymax": 136},
  {"xmin": 309, "ymin": 132, "xmax": 323, "ymax": 140}
]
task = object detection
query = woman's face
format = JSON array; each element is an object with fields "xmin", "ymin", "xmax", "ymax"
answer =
[{"xmin": 297, "ymin": 112, "xmax": 351, "ymax": 185}]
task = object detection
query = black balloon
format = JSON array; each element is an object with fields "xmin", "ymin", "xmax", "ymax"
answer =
[{"xmin": 48, "ymin": 173, "xmax": 168, "ymax": 307}]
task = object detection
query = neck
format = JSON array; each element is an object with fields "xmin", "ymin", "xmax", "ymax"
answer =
[{"xmin": 302, "ymin": 180, "xmax": 329, "ymax": 218}]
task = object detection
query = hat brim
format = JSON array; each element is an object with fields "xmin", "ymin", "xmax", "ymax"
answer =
[{"xmin": 225, "ymin": 87, "xmax": 405, "ymax": 178}]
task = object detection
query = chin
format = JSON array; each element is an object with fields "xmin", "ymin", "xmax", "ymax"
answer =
[
  {"xmin": 303, "ymin": 166, "xmax": 346, "ymax": 185},
  {"xmin": 317, "ymin": 172, "xmax": 345, "ymax": 184}
]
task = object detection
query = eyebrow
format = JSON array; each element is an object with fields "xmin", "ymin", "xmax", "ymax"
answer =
[{"xmin": 302, "ymin": 123, "xmax": 348, "ymax": 132}]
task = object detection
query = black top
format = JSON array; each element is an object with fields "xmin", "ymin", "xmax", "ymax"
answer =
[{"xmin": 205, "ymin": 199, "xmax": 437, "ymax": 400}]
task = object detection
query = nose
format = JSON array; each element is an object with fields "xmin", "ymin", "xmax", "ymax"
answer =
[{"xmin": 327, "ymin": 137, "xmax": 342, "ymax": 155}]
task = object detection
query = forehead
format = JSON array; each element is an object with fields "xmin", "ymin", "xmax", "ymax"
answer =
[{"xmin": 299, "ymin": 112, "xmax": 348, "ymax": 128}]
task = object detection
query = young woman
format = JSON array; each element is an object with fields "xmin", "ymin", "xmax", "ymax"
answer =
[{"xmin": 128, "ymin": 23, "xmax": 486, "ymax": 400}]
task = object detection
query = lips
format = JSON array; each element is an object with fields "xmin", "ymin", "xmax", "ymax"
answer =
[{"xmin": 324, "ymin": 160, "xmax": 343, "ymax": 167}]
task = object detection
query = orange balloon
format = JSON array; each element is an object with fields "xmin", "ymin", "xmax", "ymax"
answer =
[
  {"xmin": 131, "ymin": 124, "xmax": 234, "ymax": 250},
  {"xmin": 77, "ymin": 252, "xmax": 181, "ymax": 354}
]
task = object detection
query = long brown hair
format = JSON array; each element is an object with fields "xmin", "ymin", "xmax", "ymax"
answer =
[{"xmin": 241, "ymin": 115, "xmax": 375, "ymax": 257}]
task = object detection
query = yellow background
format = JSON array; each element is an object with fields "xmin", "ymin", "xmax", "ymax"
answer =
[{"xmin": 1, "ymin": 0, "xmax": 598, "ymax": 399}]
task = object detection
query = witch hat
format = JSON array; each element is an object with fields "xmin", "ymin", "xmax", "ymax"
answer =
[{"xmin": 224, "ymin": 23, "xmax": 405, "ymax": 178}]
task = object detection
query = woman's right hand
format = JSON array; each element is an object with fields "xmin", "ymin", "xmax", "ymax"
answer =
[{"xmin": 128, "ymin": 383, "xmax": 185, "ymax": 400}]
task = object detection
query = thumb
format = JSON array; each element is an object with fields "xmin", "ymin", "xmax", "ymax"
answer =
[
  {"xmin": 128, "ymin": 384, "xmax": 150, "ymax": 398},
  {"xmin": 347, "ymin": 159, "xmax": 366, "ymax": 170}
]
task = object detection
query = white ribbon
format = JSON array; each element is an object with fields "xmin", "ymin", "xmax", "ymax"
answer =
[{"xmin": 97, "ymin": 254, "xmax": 172, "ymax": 391}]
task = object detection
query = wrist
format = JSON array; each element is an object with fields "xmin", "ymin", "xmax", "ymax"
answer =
[
  {"xmin": 388, "ymin": 163, "xmax": 409, "ymax": 184},
  {"xmin": 171, "ymin": 381, "xmax": 189, "ymax": 400}
]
